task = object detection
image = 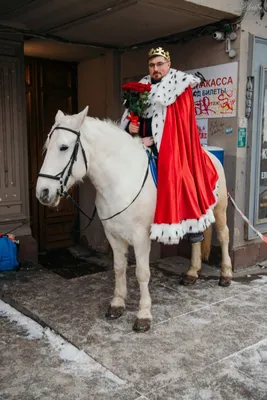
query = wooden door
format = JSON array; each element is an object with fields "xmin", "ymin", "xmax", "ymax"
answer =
[{"xmin": 25, "ymin": 57, "xmax": 79, "ymax": 251}]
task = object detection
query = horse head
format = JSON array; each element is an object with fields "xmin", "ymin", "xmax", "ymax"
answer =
[{"xmin": 36, "ymin": 106, "xmax": 89, "ymax": 207}]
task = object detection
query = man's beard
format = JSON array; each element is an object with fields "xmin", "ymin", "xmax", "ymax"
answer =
[{"xmin": 151, "ymin": 77, "xmax": 162, "ymax": 84}]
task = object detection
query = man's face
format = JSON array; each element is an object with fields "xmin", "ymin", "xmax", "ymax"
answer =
[{"xmin": 148, "ymin": 55, "xmax": 171, "ymax": 80}]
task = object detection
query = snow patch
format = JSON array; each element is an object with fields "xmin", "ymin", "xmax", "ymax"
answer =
[
  {"xmin": 0, "ymin": 300, "xmax": 43, "ymax": 339},
  {"xmin": 251, "ymin": 275, "xmax": 267, "ymax": 284},
  {"xmin": 45, "ymin": 328, "xmax": 125, "ymax": 384},
  {"xmin": 0, "ymin": 300, "xmax": 125, "ymax": 385}
]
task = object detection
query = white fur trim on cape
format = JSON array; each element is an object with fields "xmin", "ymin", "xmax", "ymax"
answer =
[
  {"xmin": 150, "ymin": 181, "xmax": 219, "ymax": 245},
  {"xmin": 120, "ymin": 68, "xmax": 200, "ymax": 151}
]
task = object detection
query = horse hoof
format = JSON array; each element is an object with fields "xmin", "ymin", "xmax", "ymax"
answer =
[
  {"xmin": 105, "ymin": 306, "xmax": 124, "ymax": 320},
  {"xmin": 180, "ymin": 275, "xmax": 197, "ymax": 286},
  {"xmin": 219, "ymin": 277, "xmax": 232, "ymax": 287},
  {"xmin": 132, "ymin": 318, "xmax": 151, "ymax": 332}
]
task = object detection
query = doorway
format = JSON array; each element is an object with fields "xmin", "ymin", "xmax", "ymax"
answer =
[{"xmin": 25, "ymin": 57, "xmax": 79, "ymax": 251}]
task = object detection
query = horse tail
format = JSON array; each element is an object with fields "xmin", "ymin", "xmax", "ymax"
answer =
[{"xmin": 201, "ymin": 225, "xmax": 212, "ymax": 261}]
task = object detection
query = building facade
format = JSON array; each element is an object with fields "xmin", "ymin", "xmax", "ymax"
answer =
[{"xmin": 1, "ymin": 0, "xmax": 267, "ymax": 269}]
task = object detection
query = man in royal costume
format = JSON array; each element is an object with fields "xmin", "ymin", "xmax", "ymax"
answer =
[{"xmin": 120, "ymin": 47, "xmax": 218, "ymax": 245}]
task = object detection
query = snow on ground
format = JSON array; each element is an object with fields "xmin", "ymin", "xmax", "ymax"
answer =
[{"xmin": 0, "ymin": 300, "xmax": 125, "ymax": 385}]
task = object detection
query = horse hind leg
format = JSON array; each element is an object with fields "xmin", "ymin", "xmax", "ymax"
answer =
[
  {"xmin": 181, "ymin": 226, "xmax": 213, "ymax": 286},
  {"xmin": 105, "ymin": 232, "xmax": 128, "ymax": 319},
  {"xmin": 214, "ymin": 205, "xmax": 232, "ymax": 287},
  {"xmin": 180, "ymin": 242, "xmax": 202, "ymax": 285},
  {"xmin": 182, "ymin": 205, "xmax": 233, "ymax": 287}
]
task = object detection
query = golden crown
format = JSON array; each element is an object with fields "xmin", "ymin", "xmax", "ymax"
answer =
[{"xmin": 148, "ymin": 47, "xmax": 170, "ymax": 61}]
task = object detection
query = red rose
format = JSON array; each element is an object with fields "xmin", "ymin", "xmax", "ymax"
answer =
[
  {"xmin": 121, "ymin": 81, "xmax": 151, "ymax": 121},
  {"xmin": 122, "ymin": 82, "xmax": 151, "ymax": 93}
]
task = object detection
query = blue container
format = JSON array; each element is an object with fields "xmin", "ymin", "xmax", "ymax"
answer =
[
  {"xmin": 0, "ymin": 235, "xmax": 19, "ymax": 271},
  {"xmin": 204, "ymin": 145, "xmax": 224, "ymax": 166}
]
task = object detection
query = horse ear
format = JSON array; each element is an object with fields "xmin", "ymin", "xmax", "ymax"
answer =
[
  {"xmin": 55, "ymin": 110, "xmax": 65, "ymax": 123},
  {"xmin": 82, "ymin": 106, "xmax": 89, "ymax": 116},
  {"xmin": 75, "ymin": 106, "xmax": 89, "ymax": 128}
]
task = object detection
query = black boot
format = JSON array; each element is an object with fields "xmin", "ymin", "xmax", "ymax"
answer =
[{"xmin": 188, "ymin": 232, "xmax": 204, "ymax": 243}]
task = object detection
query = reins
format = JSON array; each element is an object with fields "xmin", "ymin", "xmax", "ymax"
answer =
[{"xmin": 38, "ymin": 125, "xmax": 151, "ymax": 231}]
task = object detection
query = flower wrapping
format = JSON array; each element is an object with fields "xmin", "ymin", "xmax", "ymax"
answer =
[{"xmin": 121, "ymin": 82, "xmax": 151, "ymax": 128}]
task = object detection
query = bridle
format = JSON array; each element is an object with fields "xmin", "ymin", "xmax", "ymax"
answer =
[
  {"xmin": 38, "ymin": 124, "xmax": 151, "ymax": 229},
  {"xmin": 38, "ymin": 125, "xmax": 88, "ymax": 197}
]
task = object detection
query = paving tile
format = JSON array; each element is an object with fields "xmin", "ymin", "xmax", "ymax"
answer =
[
  {"xmin": 87, "ymin": 306, "xmax": 267, "ymax": 393},
  {"xmin": 0, "ymin": 313, "xmax": 139, "ymax": 400},
  {"xmin": 160, "ymin": 276, "xmax": 253, "ymax": 304},
  {"xmin": 2, "ymin": 259, "xmax": 267, "ymax": 399},
  {"xmin": 213, "ymin": 286, "xmax": 267, "ymax": 328},
  {"xmin": 0, "ymin": 265, "xmax": 208, "ymax": 348},
  {"xmin": 147, "ymin": 358, "xmax": 267, "ymax": 400},
  {"xmin": 147, "ymin": 338, "xmax": 267, "ymax": 399},
  {"xmin": 224, "ymin": 338, "xmax": 267, "ymax": 386}
]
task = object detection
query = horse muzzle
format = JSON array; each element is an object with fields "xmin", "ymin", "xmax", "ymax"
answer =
[{"xmin": 37, "ymin": 187, "xmax": 60, "ymax": 207}]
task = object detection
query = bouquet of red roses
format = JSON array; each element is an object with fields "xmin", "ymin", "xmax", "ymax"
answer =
[{"xmin": 121, "ymin": 82, "xmax": 152, "ymax": 128}]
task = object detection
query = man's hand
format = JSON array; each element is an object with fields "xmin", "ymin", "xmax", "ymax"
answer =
[
  {"xmin": 142, "ymin": 137, "xmax": 154, "ymax": 147},
  {"xmin": 129, "ymin": 122, "xmax": 140, "ymax": 134}
]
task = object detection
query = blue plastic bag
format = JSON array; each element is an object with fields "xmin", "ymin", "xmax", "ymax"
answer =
[{"xmin": 0, "ymin": 235, "xmax": 19, "ymax": 271}]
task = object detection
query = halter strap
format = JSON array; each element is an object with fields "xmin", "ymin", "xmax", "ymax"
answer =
[{"xmin": 38, "ymin": 125, "xmax": 88, "ymax": 195}]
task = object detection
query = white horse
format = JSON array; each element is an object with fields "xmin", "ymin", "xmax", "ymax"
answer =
[{"xmin": 36, "ymin": 107, "xmax": 232, "ymax": 332}]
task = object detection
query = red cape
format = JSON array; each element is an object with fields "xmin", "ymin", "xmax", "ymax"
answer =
[{"xmin": 151, "ymin": 87, "xmax": 218, "ymax": 244}]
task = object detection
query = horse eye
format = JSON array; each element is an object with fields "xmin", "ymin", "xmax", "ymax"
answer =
[{"xmin": 60, "ymin": 145, "xmax": 69, "ymax": 151}]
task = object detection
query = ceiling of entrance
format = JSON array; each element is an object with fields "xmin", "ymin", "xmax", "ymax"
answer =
[{"xmin": 0, "ymin": 0, "xmax": 241, "ymax": 61}]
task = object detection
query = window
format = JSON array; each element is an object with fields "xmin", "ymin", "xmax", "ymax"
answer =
[
  {"xmin": 257, "ymin": 67, "xmax": 267, "ymax": 223},
  {"xmin": 247, "ymin": 36, "xmax": 267, "ymax": 239}
]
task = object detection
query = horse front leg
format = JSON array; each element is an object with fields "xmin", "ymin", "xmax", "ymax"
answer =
[
  {"xmin": 132, "ymin": 233, "xmax": 152, "ymax": 332},
  {"xmin": 105, "ymin": 232, "xmax": 129, "ymax": 319},
  {"xmin": 181, "ymin": 242, "xmax": 202, "ymax": 285}
]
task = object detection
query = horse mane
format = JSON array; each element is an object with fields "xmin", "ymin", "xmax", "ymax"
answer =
[
  {"xmin": 43, "ymin": 116, "xmax": 144, "ymax": 154},
  {"xmin": 83, "ymin": 116, "xmax": 144, "ymax": 152}
]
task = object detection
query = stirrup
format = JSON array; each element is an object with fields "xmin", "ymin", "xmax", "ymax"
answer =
[{"xmin": 188, "ymin": 232, "xmax": 204, "ymax": 243}]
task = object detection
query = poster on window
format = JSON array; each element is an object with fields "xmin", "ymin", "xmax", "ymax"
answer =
[
  {"xmin": 258, "ymin": 84, "xmax": 267, "ymax": 221},
  {"xmin": 187, "ymin": 62, "xmax": 238, "ymax": 119},
  {"xmin": 196, "ymin": 118, "xmax": 208, "ymax": 145}
]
